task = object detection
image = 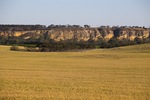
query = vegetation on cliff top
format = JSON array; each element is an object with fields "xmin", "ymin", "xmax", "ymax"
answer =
[{"xmin": 0, "ymin": 24, "xmax": 149, "ymax": 31}]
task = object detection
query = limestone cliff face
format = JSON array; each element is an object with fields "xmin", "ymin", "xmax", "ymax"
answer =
[
  {"xmin": 46, "ymin": 28, "xmax": 102, "ymax": 41},
  {"xmin": 114, "ymin": 28, "xmax": 150, "ymax": 41},
  {"xmin": 0, "ymin": 30, "xmax": 42, "ymax": 37},
  {"xmin": 98, "ymin": 28, "xmax": 114, "ymax": 41},
  {"xmin": 0, "ymin": 28, "xmax": 150, "ymax": 41}
]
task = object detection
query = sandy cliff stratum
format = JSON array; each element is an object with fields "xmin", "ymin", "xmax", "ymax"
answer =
[{"xmin": 0, "ymin": 27, "xmax": 149, "ymax": 41}]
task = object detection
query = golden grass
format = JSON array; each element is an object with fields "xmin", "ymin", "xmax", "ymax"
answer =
[{"xmin": 0, "ymin": 44, "xmax": 150, "ymax": 100}]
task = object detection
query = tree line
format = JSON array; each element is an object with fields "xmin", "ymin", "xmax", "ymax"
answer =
[
  {"xmin": 9, "ymin": 37, "xmax": 150, "ymax": 52},
  {"xmin": 1, "ymin": 24, "xmax": 148, "ymax": 31},
  {"xmin": 0, "ymin": 24, "xmax": 90, "ymax": 31},
  {"xmin": 36, "ymin": 37, "xmax": 150, "ymax": 52}
]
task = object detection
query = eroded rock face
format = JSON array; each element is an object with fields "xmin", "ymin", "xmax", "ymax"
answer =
[
  {"xmin": 46, "ymin": 28, "xmax": 102, "ymax": 41},
  {"xmin": 0, "ymin": 28, "xmax": 150, "ymax": 42},
  {"xmin": 98, "ymin": 28, "xmax": 114, "ymax": 41},
  {"xmin": 114, "ymin": 28, "xmax": 150, "ymax": 41}
]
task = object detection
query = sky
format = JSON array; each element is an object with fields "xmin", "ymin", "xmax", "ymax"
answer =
[{"xmin": 0, "ymin": 0, "xmax": 150, "ymax": 27}]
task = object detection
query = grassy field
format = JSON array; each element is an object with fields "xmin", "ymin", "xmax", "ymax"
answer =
[{"xmin": 0, "ymin": 44, "xmax": 150, "ymax": 100}]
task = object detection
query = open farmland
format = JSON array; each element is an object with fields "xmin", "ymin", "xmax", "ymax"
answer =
[{"xmin": 0, "ymin": 44, "xmax": 150, "ymax": 100}]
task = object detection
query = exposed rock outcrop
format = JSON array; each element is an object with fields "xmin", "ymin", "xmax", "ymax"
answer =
[
  {"xmin": 114, "ymin": 28, "xmax": 150, "ymax": 41},
  {"xmin": 0, "ymin": 27, "xmax": 149, "ymax": 42}
]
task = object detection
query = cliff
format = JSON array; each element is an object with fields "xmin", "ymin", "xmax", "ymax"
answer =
[
  {"xmin": 114, "ymin": 28, "xmax": 150, "ymax": 41},
  {"xmin": 0, "ymin": 27, "xmax": 150, "ymax": 42}
]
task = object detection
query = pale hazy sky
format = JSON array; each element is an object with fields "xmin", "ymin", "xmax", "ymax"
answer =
[{"xmin": 0, "ymin": 0, "xmax": 150, "ymax": 27}]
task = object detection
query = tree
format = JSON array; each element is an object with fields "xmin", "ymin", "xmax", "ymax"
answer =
[
  {"xmin": 108, "ymin": 37, "xmax": 120, "ymax": 48},
  {"xmin": 84, "ymin": 25, "xmax": 90, "ymax": 28}
]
